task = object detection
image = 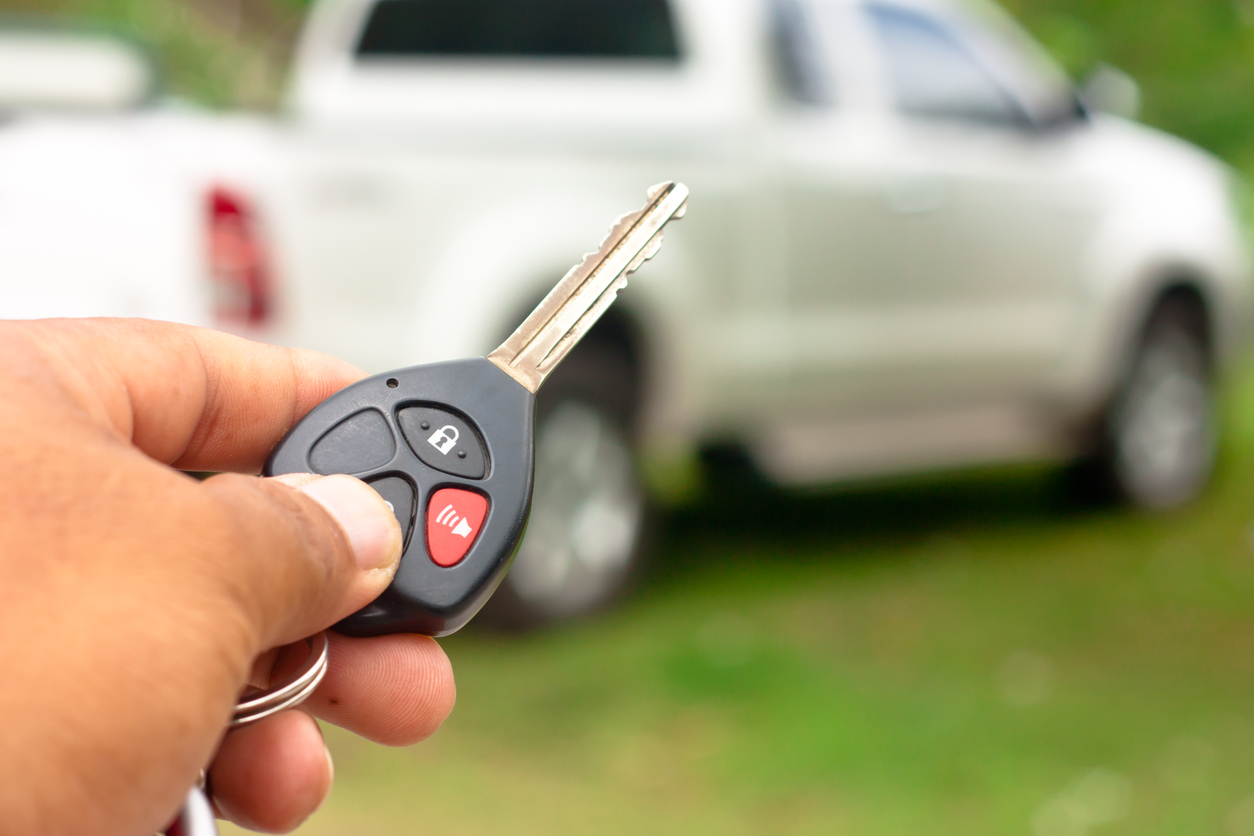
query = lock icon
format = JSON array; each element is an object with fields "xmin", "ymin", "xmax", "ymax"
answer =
[{"xmin": 427, "ymin": 424, "xmax": 460, "ymax": 455}]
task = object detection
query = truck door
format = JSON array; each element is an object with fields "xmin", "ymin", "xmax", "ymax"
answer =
[{"xmin": 779, "ymin": 0, "xmax": 1096, "ymax": 418}]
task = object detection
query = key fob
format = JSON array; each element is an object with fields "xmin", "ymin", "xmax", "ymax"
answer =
[
  {"xmin": 262, "ymin": 182, "xmax": 688, "ymax": 638},
  {"xmin": 264, "ymin": 357, "xmax": 534, "ymax": 637}
]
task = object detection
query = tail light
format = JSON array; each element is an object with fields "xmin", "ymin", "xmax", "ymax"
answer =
[{"xmin": 206, "ymin": 186, "xmax": 274, "ymax": 327}]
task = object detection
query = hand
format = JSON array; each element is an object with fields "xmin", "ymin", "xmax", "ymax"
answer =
[{"xmin": 0, "ymin": 319, "xmax": 456, "ymax": 835}]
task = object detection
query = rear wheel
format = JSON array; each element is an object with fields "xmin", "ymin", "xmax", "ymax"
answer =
[
  {"xmin": 481, "ymin": 343, "xmax": 647, "ymax": 628},
  {"xmin": 1096, "ymin": 295, "xmax": 1215, "ymax": 509}
]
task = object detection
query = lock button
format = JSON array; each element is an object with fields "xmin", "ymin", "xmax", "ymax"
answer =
[{"xmin": 397, "ymin": 406, "xmax": 487, "ymax": 479}]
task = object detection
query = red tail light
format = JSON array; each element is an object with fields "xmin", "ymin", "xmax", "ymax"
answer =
[{"xmin": 206, "ymin": 186, "xmax": 274, "ymax": 327}]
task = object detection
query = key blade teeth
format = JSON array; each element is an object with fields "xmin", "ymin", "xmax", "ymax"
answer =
[
  {"xmin": 625, "ymin": 230, "xmax": 665, "ymax": 275},
  {"xmin": 490, "ymin": 181, "xmax": 689, "ymax": 393},
  {"xmin": 601, "ymin": 202, "xmax": 653, "ymax": 250}
]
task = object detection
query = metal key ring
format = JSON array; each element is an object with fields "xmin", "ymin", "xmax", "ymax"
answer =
[
  {"xmin": 165, "ymin": 632, "xmax": 330, "ymax": 836},
  {"xmin": 232, "ymin": 631, "xmax": 330, "ymax": 728}
]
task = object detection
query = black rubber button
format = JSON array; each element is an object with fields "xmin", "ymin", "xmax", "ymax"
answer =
[
  {"xmin": 367, "ymin": 475, "xmax": 416, "ymax": 549},
  {"xmin": 309, "ymin": 409, "xmax": 396, "ymax": 475},
  {"xmin": 398, "ymin": 407, "xmax": 487, "ymax": 479}
]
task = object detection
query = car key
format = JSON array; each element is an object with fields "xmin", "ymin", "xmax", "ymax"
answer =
[
  {"xmin": 171, "ymin": 189, "xmax": 687, "ymax": 834},
  {"xmin": 263, "ymin": 181, "xmax": 688, "ymax": 637}
]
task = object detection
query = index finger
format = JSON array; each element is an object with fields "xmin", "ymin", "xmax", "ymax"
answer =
[{"xmin": 14, "ymin": 318, "xmax": 365, "ymax": 472}]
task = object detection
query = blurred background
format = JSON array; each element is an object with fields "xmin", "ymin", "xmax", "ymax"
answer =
[{"xmin": 7, "ymin": 0, "xmax": 1254, "ymax": 833}]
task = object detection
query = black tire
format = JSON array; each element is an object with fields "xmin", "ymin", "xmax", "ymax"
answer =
[
  {"xmin": 1086, "ymin": 295, "xmax": 1215, "ymax": 509},
  {"xmin": 479, "ymin": 342, "xmax": 649, "ymax": 629}
]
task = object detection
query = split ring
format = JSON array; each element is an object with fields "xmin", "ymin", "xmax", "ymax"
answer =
[{"xmin": 231, "ymin": 631, "xmax": 330, "ymax": 728}]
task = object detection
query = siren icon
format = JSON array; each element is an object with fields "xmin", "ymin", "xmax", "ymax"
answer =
[
  {"xmin": 425, "ymin": 487, "xmax": 489, "ymax": 567},
  {"xmin": 435, "ymin": 503, "xmax": 473, "ymax": 539}
]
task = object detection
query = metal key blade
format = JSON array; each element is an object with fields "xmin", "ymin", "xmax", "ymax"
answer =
[{"xmin": 488, "ymin": 181, "xmax": 689, "ymax": 393}]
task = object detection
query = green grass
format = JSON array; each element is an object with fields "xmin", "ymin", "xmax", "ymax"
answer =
[{"xmin": 226, "ymin": 358, "xmax": 1254, "ymax": 835}]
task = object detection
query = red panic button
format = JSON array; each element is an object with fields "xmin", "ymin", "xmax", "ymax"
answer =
[{"xmin": 426, "ymin": 488, "xmax": 489, "ymax": 567}]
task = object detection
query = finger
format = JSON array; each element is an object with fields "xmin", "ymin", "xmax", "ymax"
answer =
[
  {"xmin": 303, "ymin": 632, "xmax": 456, "ymax": 745},
  {"xmin": 202, "ymin": 473, "xmax": 402, "ymax": 653},
  {"xmin": 13, "ymin": 318, "xmax": 364, "ymax": 472},
  {"xmin": 209, "ymin": 711, "xmax": 332, "ymax": 834}
]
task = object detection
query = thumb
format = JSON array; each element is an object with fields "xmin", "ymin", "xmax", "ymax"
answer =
[{"xmin": 200, "ymin": 472, "xmax": 402, "ymax": 655}]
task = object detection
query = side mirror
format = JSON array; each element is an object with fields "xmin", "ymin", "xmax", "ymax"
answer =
[
  {"xmin": 1080, "ymin": 64, "xmax": 1140, "ymax": 121},
  {"xmin": 0, "ymin": 27, "xmax": 158, "ymax": 112}
]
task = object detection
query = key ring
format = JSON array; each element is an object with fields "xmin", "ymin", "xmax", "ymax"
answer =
[
  {"xmin": 233, "ymin": 631, "xmax": 330, "ymax": 727},
  {"xmin": 165, "ymin": 632, "xmax": 330, "ymax": 836}
]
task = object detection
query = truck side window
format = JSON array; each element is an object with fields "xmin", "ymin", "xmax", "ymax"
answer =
[
  {"xmin": 771, "ymin": 0, "xmax": 833, "ymax": 106},
  {"xmin": 865, "ymin": 3, "xmax": 1025, "ymax": 126},
  {"xmin": 356, "ymin": 0, "xmax": 681, "ymax": 60}
]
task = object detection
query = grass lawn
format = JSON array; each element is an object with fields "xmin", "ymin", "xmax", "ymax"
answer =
[{"xmin": 221, "ymin": 356, "xmax": 1254, "ymax": 835}]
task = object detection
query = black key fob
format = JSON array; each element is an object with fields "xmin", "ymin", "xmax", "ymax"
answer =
[
  {"xmin": 262, "ymin": 181, "xmax": 689, "ymax": 637},
  {"xmin": 264, "ymin": 358, "xmax": 533, "ymax": 637}
]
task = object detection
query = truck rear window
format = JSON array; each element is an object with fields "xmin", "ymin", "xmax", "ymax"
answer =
[{"xmin": 355, "ymin": 0, "xmax": 681, "ymax": 60}]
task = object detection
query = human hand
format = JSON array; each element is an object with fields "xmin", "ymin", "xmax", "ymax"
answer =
[{"xmin": 0, "ymin": 319, "xmax": 456, "ymax": 835}]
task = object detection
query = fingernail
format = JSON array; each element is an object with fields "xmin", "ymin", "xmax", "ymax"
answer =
[{"xmin": 297, "ymin": 475, "xmax": 401, "ymax": 571}]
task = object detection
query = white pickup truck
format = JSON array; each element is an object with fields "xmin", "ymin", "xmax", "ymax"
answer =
[{"xmin": 2, "ymin": 0, "xmax": 1249, "ymax": 624}]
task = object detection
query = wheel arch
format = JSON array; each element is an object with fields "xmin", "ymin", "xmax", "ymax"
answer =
[
  {"xmin": 1146, "ymin": 279, "xmax": 1214, "ymax": 361},
  {"xmin": 1120, "ymin": 269, "xmax": 1217, "ymax": 372},
  {"xmin": 1067, "ymin": 253, "xmax": 1235, "ymax": 422}
]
